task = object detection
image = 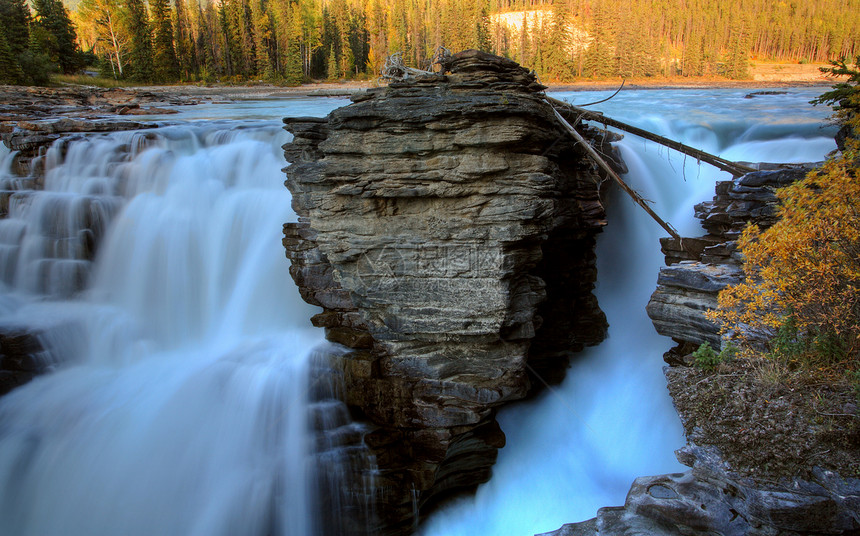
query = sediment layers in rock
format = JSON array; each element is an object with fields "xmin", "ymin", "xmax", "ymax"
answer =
[
  {"xmin": 646, "ymin": 166, "xmax": 810, "ymax": 349},
  {"xmin": 282, "ymin": 50, "xmax": 610, "ymax": 533}
]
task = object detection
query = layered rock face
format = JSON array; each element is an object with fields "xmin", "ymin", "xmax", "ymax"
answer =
[
  {"xmin": 646, "ymin": 166, "xmax": 809, "ymax": 350},
  {"xmin": 282, "ymin": 50, "xmax": 610, "ymax": 533}
]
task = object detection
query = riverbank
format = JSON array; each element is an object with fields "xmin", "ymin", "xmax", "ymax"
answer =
[
  {"xmin": 130, "ymin": 77, "xmax": 833, "ymax": 100},
  {"xmin": 94, "ymin": 61, "xmax": 836, "ymax": 99},
  {"xmin": 4, "ymin": 59, "xmax": 836, "ymax": 106}
]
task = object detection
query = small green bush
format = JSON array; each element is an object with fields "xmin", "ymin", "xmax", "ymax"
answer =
[
  {"xmin": 693, "ymin": 342, "xmax": 720, "ymax": 370},
  {"xmin": 769, "ymin": 315, "xmax": 807, "ymax": 361},
  {"xmin": 693, "ymin": 342, "xmax": 738, "ymax": 371}
]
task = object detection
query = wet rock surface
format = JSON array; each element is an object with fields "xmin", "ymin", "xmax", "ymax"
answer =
[
  {"xmin": 0, "ymin": 327, "xmax": 48, "ymax": 396},
  {"xmin": 0, "ymin": 320, "xmax": 81, "ymax": 396},
  {"xmin": 282, "ymin": 50, "xmax": 611, "ymax": 533},
  {"xmin": 0, "ymin": 85, "xmax": 206, "ymax": 177}
]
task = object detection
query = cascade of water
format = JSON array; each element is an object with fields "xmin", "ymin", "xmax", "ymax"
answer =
[
  {"xmin": 0, "ymin": 119, "xmax": 374, "ymax": 536},
  {"xmin": 0, "ymin": 145, "xmax": 14, "ymax": 176},
  {"xmin": 308, "ymin": 346, "xmax": 380, "ymax": 536},
  {"xmin": 422, "ymin": 88, "xmax": 837, "ymax": 536}
]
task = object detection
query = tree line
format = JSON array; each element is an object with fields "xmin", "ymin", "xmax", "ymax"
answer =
[
  {"xmin": 1, "ymin": 0, "xmax": 859, "ymax": 85},
  {"xmin": 0, "ymin": 0, "xmax": 82, "ymax": 84}
]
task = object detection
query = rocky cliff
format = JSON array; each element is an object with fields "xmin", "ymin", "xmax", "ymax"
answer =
[
  {"xmin": 282, "ymin": 50, "xmax": 615, "ymax": 533},
  {"xmin": 646, "ymin": 166, "xmax": 810, "ymax": 351}
]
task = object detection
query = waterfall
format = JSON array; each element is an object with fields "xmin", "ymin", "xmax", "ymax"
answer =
[
  {"xmin": 0, "ymin": 119, "xmax": 374, "ymax": 536},
  {"xmin": 421, "ymin": 88, "xmax": 837, "ymax": 535},
  {"xmin": 0, "ymin": 89, "xmax": 837, "ymax": 536}
]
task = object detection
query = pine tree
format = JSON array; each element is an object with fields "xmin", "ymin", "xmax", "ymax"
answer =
[
  {"xmin": 582, "ymin": 0, "xmax": 616, "ymax": 78},
  {"xmin": 682, "ymin": 25, "xmax": 704, "ymax": 77},
  {"xmin": 0, "ymin": 0, "xmax": 31, "ymax": 57},
  {"xmin": 283, "ymin": 2, "xmax": 302, "ymax": 84},
  {"xmin": 544, "ymin": 0, "xmax": 571, "ymax": 81},
  {"xmin": 31, "ymin": 0, "xmax": 81, "ymax": 74},
  {"xmin": 326, "ymin": 42, "xmax": 337, "ymax": 79},
  {"xmin": 476, "ymin": 6, "xmax": 491, "ymax": 53},
  {"xmin": 239, "ymin": 0, "xmax": 257, "ymax": 77},
  {"xmin": 193, "ymin": 0, "xmax": 217, "ymax": 81},
  {"xmin": 518, "ymin": 16, "xmax": 531, "ymax": 68},
  {"xmin": 125, "ymin": 0, "xmax": 153, "ymax": 82},
  {"xmin": 0, "ymin": 28, "xmax": 24, "ymax": 83},
  {"xmin": 150, "ymin": 0, "xmax": 179, "ymax": 82},
  {"xmin": 174, "ymin": 0, "xmax": 197, "ymax": 80},
  {"xmin": 218, "ymin": 0, "xmax": 241, "ymax": 78},
  {"xmin": 724, "ymin": 15, "xmax": 751, "ymax": 80}
]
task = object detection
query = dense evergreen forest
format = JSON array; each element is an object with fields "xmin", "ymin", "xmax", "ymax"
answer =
[{"xmin": 1, "ymin": 0, "xmax": 859, "ymax": 85}]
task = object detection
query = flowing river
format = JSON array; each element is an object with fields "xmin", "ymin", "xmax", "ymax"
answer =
[{"xmin": 0, "ymin": 88, "xmax": 836, "ymax": 536}]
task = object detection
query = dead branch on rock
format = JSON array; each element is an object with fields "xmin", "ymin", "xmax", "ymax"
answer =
[
  {"xmin": 380, "ymin": 52, "xmax": 434, "ymax": 81},
  {"xmin": 578, "ymin": 80, "xmax": 626, "ymax": 107},
  {"xmin": 430, "ymin": 46, "xmax": 452, "ymax": 73}
]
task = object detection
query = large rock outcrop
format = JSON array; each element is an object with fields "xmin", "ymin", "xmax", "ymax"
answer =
[
  {"xmin": 282, "ymin": 50, "xmax": 613, "ymax": 533},
  {"xmin": 646, "ymin": 166, "xmax": 810, "ymax": 349},
  {"xmin": 541, "ymin": 444, "xmax": 859, "ymax": 536}
]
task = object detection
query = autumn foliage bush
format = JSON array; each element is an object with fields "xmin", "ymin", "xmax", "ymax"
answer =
[{"xmin": 709, "ymin": 139, "xmax": 860, "ymax": 374}]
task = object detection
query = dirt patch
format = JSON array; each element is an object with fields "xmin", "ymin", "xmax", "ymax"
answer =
[
  {"xmin": 666, "ymin": 359, "xmax": 860, "ymax": 480},
  {"xmin": 751, "ymin": 62, "xmax": 833, "ymax": 83}
]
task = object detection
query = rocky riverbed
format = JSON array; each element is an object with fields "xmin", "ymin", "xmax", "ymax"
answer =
[{"xmin": 0, "ymin": 85, "xmax": 209, "ymax": 177}]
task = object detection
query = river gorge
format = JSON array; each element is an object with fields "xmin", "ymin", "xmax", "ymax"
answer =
[{"xmin": 0, "ymin": 56, "xmax": 850, "ymax": 536}]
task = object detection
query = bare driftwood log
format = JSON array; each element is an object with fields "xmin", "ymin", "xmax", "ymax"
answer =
[
  {"xmin": 380, "ymin": 52, "xmax": 433, "ymax": 80},
  {"xmin": 547, "ymin": 95, "xmax": 756, "ymax": 177}
]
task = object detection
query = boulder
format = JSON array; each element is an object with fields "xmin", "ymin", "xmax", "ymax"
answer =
[{"xmin": 542, "ymin": 446, "xmax": 860, "ymax": 536}]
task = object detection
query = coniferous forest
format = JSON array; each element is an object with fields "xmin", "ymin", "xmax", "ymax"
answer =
[{"xmin": 1, "ymin": 0, "xmax": 859, "ymax": 85}]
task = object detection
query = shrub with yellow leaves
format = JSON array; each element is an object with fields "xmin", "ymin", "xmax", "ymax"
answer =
[{"xmin": 708, "ymin": 139, "xmax": 860, "ymax": 372}]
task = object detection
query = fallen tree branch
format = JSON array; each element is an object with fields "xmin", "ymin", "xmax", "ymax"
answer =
[
  {"xmin": 381, "ymin": 51, "xmax": 434, "ymax": 80},
  {"xmin": 578, "ymin": 79, "xmax": 626, "ymax": 107},
  {"xmin": 548, "ymin": 102, "xmax": 682, "ymax": 241},
  {"xmin": 546, "ymin": 95, "xmax": 757, "ymax": 177}
]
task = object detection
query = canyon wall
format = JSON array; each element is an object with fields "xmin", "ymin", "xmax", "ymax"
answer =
[{"xmin": 540, "ymin": 165, "xmax": 860, "ymax": 536}]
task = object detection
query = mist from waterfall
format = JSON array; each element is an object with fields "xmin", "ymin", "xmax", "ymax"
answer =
[{"xmin": 0, "ymin": 89, "xmax": 837, "ymax": 536}]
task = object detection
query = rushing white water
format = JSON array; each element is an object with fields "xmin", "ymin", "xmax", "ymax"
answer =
[
  {"xmin": 0, "ymin": 118, "xmax": 344, "ymax": 536},
  {"xmin": 421, "ymin": 88, "xmax": 837, "ymax": 535},
  {"xmin": 0, "ymin": 89, "xmax": 837, "ymax": 536}
]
